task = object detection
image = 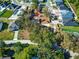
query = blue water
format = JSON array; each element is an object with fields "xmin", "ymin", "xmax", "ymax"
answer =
[{"xmin": 55, "ymin": 0, "xmax": 79, "ymax": 26}]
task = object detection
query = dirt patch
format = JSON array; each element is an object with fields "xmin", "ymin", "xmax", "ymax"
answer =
[{"xmin": 19, "ymin": 29, "xmax": 30, "ymax": 40}]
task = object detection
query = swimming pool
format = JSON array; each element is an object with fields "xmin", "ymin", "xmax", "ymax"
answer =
[
  {"xmin": 55, "ymin": 0, "xmax": 74, "ymax": 20},
  {"xmin": 55, "ymin": 0, "xmax": 79, "ymax": 26}
]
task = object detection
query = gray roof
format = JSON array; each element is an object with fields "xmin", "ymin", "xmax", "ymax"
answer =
[{"xmin": 9, "ymin": 22, "xmax": 19, "ymax": 31}]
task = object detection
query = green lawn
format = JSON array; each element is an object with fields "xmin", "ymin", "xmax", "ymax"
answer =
[
  {"xmin": 63, "ymin": 26, "xmax": 79, "ymax": 32},
  {"xmin": 0, "ymin": 10, "xmax": 13, "ymax": 18},
  {"xmin": 0, "ymin": 30, "xmax": 14, "ymax": 40}
]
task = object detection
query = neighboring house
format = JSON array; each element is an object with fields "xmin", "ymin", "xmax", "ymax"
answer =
[
  {"xmin": 0, "ymin": 57, "xmax": 11, "ymax": 59},
  {"xmin": 9, "ymin": 7, "xmax": 23, "ymax": 20},
  {"xmin": 9, "ymin": 22, "xmax": 19, "ymax": 31},
  {"xmin": 0, "ymin": 2, "xmax": 10, "ymax": 12},
  {"xmin": 0, "ymin": 22, "xmax": 3, "ymax": 31},
  {"xmin": 9, "ymin": 0, "xmax": 32, "ymax": 20}
]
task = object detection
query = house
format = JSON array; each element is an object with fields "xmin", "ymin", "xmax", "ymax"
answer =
[
  {"xmin": 0, "ymin": 2, "xmax": 9, "ymax": 12},
  {"xmin": 0, "ymin": 22, "xmax": 3, "ymax": 31},
  {"xmin": 9, "ymin": 22, "xmax": 19, "ymax": 31}
]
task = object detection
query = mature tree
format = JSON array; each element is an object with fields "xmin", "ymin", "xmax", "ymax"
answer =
[
  {"xmin": 0, "ymin": 40, "xmax": 6, "ymax": 56},
  {"xmin": 53, "ymin": 50, "xmax": 64, "ymax": 59},
  {"xmin": 61, "ymin": 32, "xmax": 71, "ymax": 49},
  {"xmin": 38, "ymin": 47, "xmax": 53, "ymax": 59},
  {"xmin": 14, "ymin": 45, "xmax": 38, "ymax": 59},
  {"xmin": 13, "ymin": 42, "xmax": 23, "ymax": 54},
  {"xmin": 0, "ymin": 40, "xmax": 6, "ymax": 49}
]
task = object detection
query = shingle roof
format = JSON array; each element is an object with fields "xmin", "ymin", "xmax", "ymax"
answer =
[{"xmin": 9, "ymin": 22, "xmax": 19, "ymax": 31}]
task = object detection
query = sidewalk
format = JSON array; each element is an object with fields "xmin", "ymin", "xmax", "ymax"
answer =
[
  {"xmin": 13, "ymin": 31, "xmax": 19, "ymax": 40},
  {"xmin": 4, "ymin": 40, "xmax": 37, "ymax": 45}
]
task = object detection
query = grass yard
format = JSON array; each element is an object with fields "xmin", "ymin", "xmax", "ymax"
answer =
[
  {"xmin": 0, "ymin": 30, "xmax": 14, "ymax": 40},
  {"xmin": 0, "ymin": 10, "xmax": 13, "ymax": 18},
  {"xmin": 0, "ymin": 19, "xmax": 13, "ymax": 23},
  {"xmin": 63, "ymin": 26, "xmax": 79, "ymax": 32}
]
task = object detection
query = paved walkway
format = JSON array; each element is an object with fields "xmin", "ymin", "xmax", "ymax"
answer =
[
  {"xmin": 4, "ymin": 40, "xmax": 37, "ymax": 45},
  {"xmin": 13, "ymin": 31, "xmax": 19, "ymax": 40}
]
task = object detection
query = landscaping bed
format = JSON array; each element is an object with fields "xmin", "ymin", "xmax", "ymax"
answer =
[{"xmin": 18, "ymin": 29, "xmax": 30, "ymax": 40}]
